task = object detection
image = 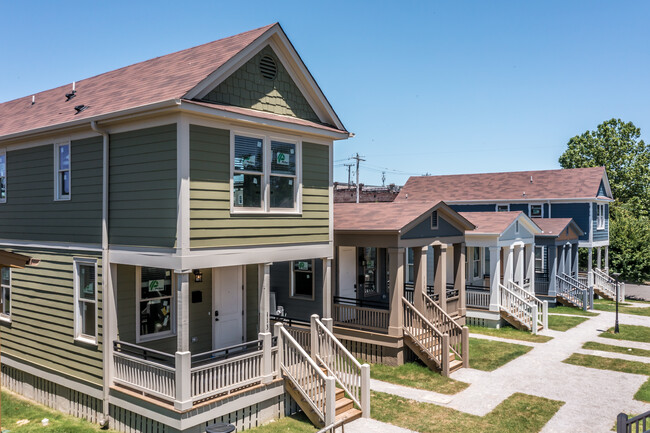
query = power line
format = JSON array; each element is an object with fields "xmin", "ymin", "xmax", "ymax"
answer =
[{"xmin": 351, "ymin": 153, "xmax": 365, "ymax": 203}]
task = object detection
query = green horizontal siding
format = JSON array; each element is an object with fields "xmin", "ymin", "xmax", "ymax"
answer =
[
  {"xmin": 189, "ymin": 125, "xmax": 330, "ymax": 249},
  {"xmin": 109, "ymin": 124, "xmax": 177, "ymax": 248},
  {"xmin": 0, "ymin": 247, "xmax": 104, "ymax": 386},
  {"xmin": 0, "ymin": 138, "xmax": 102, "ymax": 243}
]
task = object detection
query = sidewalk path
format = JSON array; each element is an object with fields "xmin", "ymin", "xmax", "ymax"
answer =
[{"xmin": 369, "ymin": 311, "xmax": 650, "ymax": 433}]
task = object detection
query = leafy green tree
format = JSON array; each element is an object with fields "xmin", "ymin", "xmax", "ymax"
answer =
[
  {"xmin": 609, "ymin": 204, "xmax": 650, "ymax": 283},
  {"xmin": 559, "ymin": 118, "xmax": 650, "ymax": 215}
]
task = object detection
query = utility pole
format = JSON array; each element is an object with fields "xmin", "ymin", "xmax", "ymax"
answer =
[
  {"xmin": 344, "ymin": 163, "xmax": 354, "ymax": 187},
  {"xmin": 351, "ymin": 153, "xmax": 365, "ymax": 203},
  {"xmin": 382, "ymin": 171, "xmax": 386, "ymax": 187}
]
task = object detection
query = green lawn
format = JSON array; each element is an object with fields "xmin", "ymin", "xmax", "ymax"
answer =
[
  {"xmin": 600, "ymin": 325, "xmax": 650, "ymax": 343},
  {"xmin": 247, "ymin": 413, "xmax": 316, "ymax": 433},
  {"xmin": 549, "ymin": 305, "xmax": 599, "ymax": 316},
  {"xmin": 563, "ymin": 353, "xmax": 650, "ymax": 402},
  {"xmin": 370, "ymin": 361, "xmax": 469, "ymax": 394},
  {"xmin": 468, "ymin": 325, "xmax": 553, "ymax": 343},
  {"xmin": 371, "ymin": 391, "xmax": 564, "ymax": 433},
  {"xmin": 594, "ymin": 299, "xmax": 650, "ymax": 317},
  {"xmin": 547, "ymin": 315, "xmax": 589, "ymax": 331},
  {"xmin": 469, "ymin": 337, "xmax": 532, "ymax": 371},
  {"xmin": 583, "ymin": 341, "xmax": 650, "ymax": 358},
  {"xmin": 1, "ymin": 391, "xmax": 112, "ymax": 433}
]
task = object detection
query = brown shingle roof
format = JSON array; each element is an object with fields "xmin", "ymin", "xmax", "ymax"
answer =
[
  {"xmin": 396, "ymin": 167, "xmax": 608, "ymax": 202},
  {"xmin": 0, "ymin": 23, "xmax": 346, "ymax": 139},
  {"xmin": 460, "ymin": 211, "xmax": 524, "ymax": 235},
  {"xmin": 533, "ymin": 218, "xmax": 583, "ymax": 237},
  {"xmin": 335, "ymin": 201, "xmax": 439, "ymax": 232}
]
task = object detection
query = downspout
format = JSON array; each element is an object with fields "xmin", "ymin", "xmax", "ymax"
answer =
[{"xmin": 91, "ymin": 121, "xmax": 111, "ymax": 427}]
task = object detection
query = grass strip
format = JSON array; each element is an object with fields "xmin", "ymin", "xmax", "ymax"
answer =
[
  {"xmin": 583, "ymin": 341, "xmax": 650, "ymax": 358},
  {"xmin": 247, "ymin": 413, "xmax": 316, "ymax": 433},
  {"xmin": 594, "ymin": 300, "xmax": 650, "ymax": 317},
  {"xmin": 469, "ymin": 337, "xmax": 532, "ymax": 371},
  {"xmin": 600, "ymin": 325, "xmax": 650, "ymax": 343},
  {"xmin": 468, "ymin": 325, "xmax": 553, "ymax": 343},
  {"xmin": 370, "ymin": 361, "xmax": 469, "ymax": 394},
  {"xmin": 548, "ymin": 305, "xmax": 599, "ymax": 316},
  {"xmin": 370, "ymin": 390, "xmax": 564, "ymax": 433},
  {"xmin": 547, "ymin": 315, "xmax": 589, "ymax": 331}
]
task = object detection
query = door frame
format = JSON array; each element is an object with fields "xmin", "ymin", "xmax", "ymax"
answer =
[{"xmin": 211, "ymin": 266, "xmax": 245, "ymax": 350}]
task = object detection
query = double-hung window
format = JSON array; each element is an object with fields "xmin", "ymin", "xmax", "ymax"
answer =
[
  {"xmin": 74, "ymin": 259, "xmax": 97, "ymax": 343},
  {"xmin": 55, "ymin": 142, "xmax": 71, "ymax": 200},
  {"xmin": 530, "ymin": 204, "xmax": 542, "ymax": 218},
  {"xmin": 472, "ymin": 247, "xmax": 481, "ymax": 278},
  {"xmin": 597, "ymin": 204, "xmax": 606, "ymax": 230},
  {"xmin": 535, "ymin": 246, "xmax": 545, "ymax": 272},
  {"xmin": 291, "ymin": 260, "xmax": 314, "ymax": 299},
  {"xmin": 232, "ymin": 133, "xmax": 300, "ymax": 213},
  {"xmin": 0, "ymin": 150, "xmax": 6, "ymax": 203},
  {"xmin": 0, "ymin": 267, "xmax": 10, "ymax": 321},
  {"xmin": 137, "ymin": 267, "xmax": 174, "ymax": 342},
  {"xmin": 406, "ymin": 248, "xmax": 414, "ymax": 284}
]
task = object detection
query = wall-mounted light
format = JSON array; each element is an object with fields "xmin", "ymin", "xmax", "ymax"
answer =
[{"xmin": 193, "ymin": 269, "xmax": 203, "ymax": 283}]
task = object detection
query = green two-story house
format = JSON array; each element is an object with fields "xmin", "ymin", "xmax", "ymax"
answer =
[{"xmin": 0, "ymin": 23, "xmax": 352, "ymax": 432}]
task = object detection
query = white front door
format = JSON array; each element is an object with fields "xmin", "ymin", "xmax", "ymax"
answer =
[
  {"xmin": 212, "ymin": 266, "xmax": 243, "ymax": 349},
  {"xmin": 338, "ymin": 246, "xmax": 357, "ymax": 299}
]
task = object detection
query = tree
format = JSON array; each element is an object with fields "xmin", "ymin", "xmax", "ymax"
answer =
[
  {"xmin": 609, "ymin": 204, "xmax": 650, "ymax": 283},
  {"xmin": 559, "ymin": 118, "xmax": 650, "ymax": 216}
]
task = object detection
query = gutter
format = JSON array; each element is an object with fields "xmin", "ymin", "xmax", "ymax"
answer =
[{"xmin": 90, "ymin": 121, "xmax": 111, "ymax": 427}]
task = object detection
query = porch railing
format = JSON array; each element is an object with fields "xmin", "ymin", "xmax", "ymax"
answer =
[
  {"xmin": 617, "ymin": 410, "xmax": 650, "ymax": 433},
  {"xmin": 312, "ymin": 316, "xmax": 370, "ymax": 418},
  {"xmin": 466, "ymin": 287, "xmax": 490, "ymax": 309},
  {"xmin": 113, "ymin": 341, "xmax": 176, "ymax": 402},
  {"xmin": 556, "ymin": 274, "xmax": 589, "ymax": 311},
  {"xmin": 500, "ymin": 283, "xmax": 537, "ymax": 334},
  {"xmin": 402, "ymin": 297, "xmax": 449, "ymax": 375},
  {"xmin": 271, "ymin": 315, "xmax": 311, "ymax": 349},
  {"xmin": 404, "ymin": 283, "xmax": 438, "ymax": 303},
  {"xmin": 594, "ymin": 267, "xmax": 624, "ymax": 301},
  {"xmin": 506, "ymin": 281, "xmax": 548, "ymax": 330},
  {"xmin": 421, "ymin": 293, "xmax": 468, "ymax": 367},
  {"xmin": 332, "ymin": 296, "xmax": 390, "ymax": 332}
]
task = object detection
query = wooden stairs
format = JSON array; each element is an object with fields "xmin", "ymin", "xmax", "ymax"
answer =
[
  {"xmin": 403, "ymin": 328, "xmax": 463, "ymax": 375},
  {"xmin": 283, "ymin": 368, "xmax": 362, "ymax": 429},
  {"xmin": 594, "ymin": 285, "xmax": 615, "ymax": 301},
  {"xmin": 499, "ymin": 309, "xmax": 540, "ymax": 332},
  {"xmin": 556, "ymin": 292, "xmax": 582, "ymax": 309}
]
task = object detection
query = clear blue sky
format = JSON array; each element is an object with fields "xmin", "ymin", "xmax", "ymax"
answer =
[{"xmin": 2, "ymin": 1, "xmax": 649, "ymax": 185}]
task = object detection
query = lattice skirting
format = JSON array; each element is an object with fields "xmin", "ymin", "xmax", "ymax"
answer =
[{"xmin": 1, "ymin": 364, "xmax": 102, "ymax": 423}]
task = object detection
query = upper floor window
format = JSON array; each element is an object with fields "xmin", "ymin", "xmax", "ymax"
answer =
[
  {"xmin": 291, "ymin": 260, "xmax": 314, "ymax": 299},
  {"xmin": 0, "ymin": 267, "xmax": 10, "ymax": 321},
  {"xmin": 74, "ymin": 259, "xmax": 97, "ymax": 343},
  {"xmin": 0, "ymin": 151, "xmax": 6, "ymax": 203},
  {"xmin": 597, "ymin": 204, "xmax": 606, "ymax": 230},
  {"xmin": 137, "ymin": 267, "xmax": 174, "ymax": 342},
  {"xmin": 232, "ymin": 133, "xmax": 300, "ymax": 213},
  {"xmin": 530, "ymin": 204, "xmax": 542, "ymax": 218},
  {"xmin": 55, "ymin": 142, "xmax": 71, "ymax": 200},
  {"xmin": 496, "ymin": 204, "xmax": 509, "ymax": 212}
]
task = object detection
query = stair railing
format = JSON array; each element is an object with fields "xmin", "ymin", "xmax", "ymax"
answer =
[
  {"xmin": 556, "ymin": 274, "xmax": 588, "ymax": 311},
  {"xmin": 421, "ymin": 293, "xmax": 469, "ymax": 368},
  {"xmin": 499, "ymin": 283, "xmax": 537, "ymax": 334},
  {"xmin": 311, "ymin": 315, "xmax": 370, "ymax": 418},
  {"xmin": 593, "ymin": 268, "xmax": 621, "ymax": 301},
  {"xmin": 506, "ymin": 280, "xmax": 548, "ymax": 330},
  {"xmin": 275, "ymin": 322, "xmax": 336, "ymax": 427},
  {"xmin": 402, "ymin": 297, "xmax": 451, "ymax": 375}
]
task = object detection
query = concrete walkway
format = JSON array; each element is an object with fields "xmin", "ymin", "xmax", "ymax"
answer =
[{"xmin": 367, "ymin": 310, "xmax": 650, "ymax": 433}]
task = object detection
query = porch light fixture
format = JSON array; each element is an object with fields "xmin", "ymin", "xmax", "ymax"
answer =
[
  {"xmin": 193, "ymin": 269, "xmax": 203, "ymax": 283},
  {"xmin": 612, "ymin": 272, "xmax": 621, "ymax": 333}
]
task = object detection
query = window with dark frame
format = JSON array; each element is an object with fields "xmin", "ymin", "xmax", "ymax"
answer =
[
  {"xmin": 497, "ymin": 204, "xmax": 509, "ymax": 212},
  {"xmin": 292, "ymin": 260, "xmax": 314, "ymax": 298},
  {"xmin": 530, "ymin": 204, "xmax": 542, "ymax": 218},
  {"xmin": 56, "ymin": 143, "xmax": 70, "ymax": 200},
  {"xmin": 0, "ymin": 152, "xmax": 6, "ymax": 203},
  {"xmin": 138, "ymin": 267, "xmax": 173, "ymax": 340}
]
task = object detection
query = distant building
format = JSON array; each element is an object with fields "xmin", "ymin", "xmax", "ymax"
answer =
[{"xmin": 334, "ymin": 182, "xmax": 401, "ymax": 203}]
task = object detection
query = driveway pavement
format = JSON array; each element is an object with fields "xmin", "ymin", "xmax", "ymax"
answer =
[
  {"xmin": 348, "ymin": 310, "xmax": 650, "ymax": 433},
  {"xmin": 625, "ymin": 283, "xmax": 650, "ymax": 301}
]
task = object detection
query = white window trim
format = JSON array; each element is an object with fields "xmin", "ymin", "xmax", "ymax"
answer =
[
  {"xmin": 496, "ymin": 204, "xmax": 510, "ymax": 212},
  {"xmin": 135, "ymin": 266, "xmax": 176, "ymax": 343},
  {"xmin": 290, "ymin": 260, "xmax": 315, "ymax": 300},
  {"xmin": 73, "ymin": 258, "xmax": 98, "ymax": 345},
  {"xmin": 535, "ymin": 246, "xmax": 545, "ymax": 272},
  {"xmin": 0, "ymin": 148, "xmax": 6, "ymax": 204},
  {"xmin": 472, "ymin": 247, "xmax": 481, "ymax": 279},
  {"xmin": 597, "ymin": 204, "xmax": 606, "ymax": 230},
  {"xmin": 430, "ymin": 211, "xmax": 438, "ymax": 230},
  {"xmin": 230, "ymin": 129, "xmax": 302, "ymax": 215},
  {"xmin": 54, "ymin": 142, "xmax": 71, "ymax": 201},
  {"xmin": 529, "ymin": 203, "xmax": 543, "ymax": 218},
  {"xmin": 0, "ymin": 267, "xmax": 11, "ymax": 322}
]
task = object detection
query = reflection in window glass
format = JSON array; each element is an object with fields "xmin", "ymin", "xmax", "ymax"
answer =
[
  {"xmin": 530, "ymin": 205, "xmax": 542, "ymax": 218},
  {"xmin": 76, "ymin": 262, "xmax": 96, "ymax": 340},
  {"xmin": 233, "ymin": 136, "xmax": 263, "ymax": 172},
  {"xmin": 139, "ymin": 268, "xmax": 173, "ymax": 338},
  {"xmin": 56, "ymin": 144, "xmax": 70, "ymax": 199},
  {"xmin": 270, "ymin": 176, "xmax": 294, "ymax": 208},
  {"xmin": 271, "ymin": 141, "xmax": 295, "ymax": 175},
  {"xmin": 473, "ymin": 248, "xmax": 481, "ymax": 278},
  {"xmin": 359, "ymin": 247, "xmax": 378, "ymax": 295},
  {"xmin": 233, "ymin": 173, "xmax": 262, "ymax": 208},
  {"xmin": 293, "ymin": 261, "xmax": 313, "ymax": 297},
  {"xmin": 0, "ymin": 154, "xmax": 6, "ymax": 201}
]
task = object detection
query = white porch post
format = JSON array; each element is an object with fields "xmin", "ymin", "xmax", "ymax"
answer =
[
  {"xmin": 322, "ymin": 258, "xmax": 332, "ymax": 319},
  {"xmin": 572, "ymin": 244, "xmax": 579, "ymax": 277},
  {"xmin": 548, "ymin": 246, "xmax": 558, "ymax": 297},
  {"xmin": 388, "ymin": 247, "xmax": 405, "ymax": 337},
  {"xmin": 434, "ymin": 245, "xmax": 448, "ymax": 312},
  {"xmin": 525, "ymin": 243, "xmax": 535, "ymax": 293},
  {"xmin": 174, "ymin": 269, "xmax": 192, "ymax": 411},
  {"xmin": 413, "ymin": 246, "xmax": 427, "ymax": 311},
  {"xmin": 597, "ymin": 247, "xmax": 602, "ymax": 270},
  {"xmin": 453, "ymin": 243, "xmax": 466, "ymax": 316},
  {"xmin": 604, "ymin": 246, "xmax": 609, "ymax": 273},
  {"xmin": 587, "ymin": 247, "xmax": 594, "ymax": 287},
  {"xmin": 259, "ymin": 263, "xmax": 271, "ymax": 333},
  {"xmin": 504, "ymin": 246, "xmax": 514, "ymax": 284},
  {"xmin": 558, "ymin": 245, "xmax": 565, "ymax": 277},
  {"xmin": 514, "ymin": 245, "xmax": 524, "ymax": 286},
  {"xmin": 565, "ymin": 245, "xmax": 572, "ymax": 277},
  {"xmin": 489, "ymin": 246, "xmax": 501, "ymax": 312}
]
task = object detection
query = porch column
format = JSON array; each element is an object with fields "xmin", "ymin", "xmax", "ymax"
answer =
[
  {"xmin": 525, "ymin": 243, "xmax": 535, "ymax": 293},
  {"xmin": 503, "ymin": 245, "xmax": 514, "ymax": 284},
  {"xmin": 388, "ymin": 247, "xmax": 405, "ymax": 337},
  {"xmin": 488, "ymin": 246, "xmax": 501, "ymax": 311},
  {"xmin": 514, "ymin": 244, "xmax": 524, "ymax": 286},
  {"xmin": 259, "ymin": 263, "xmax": 271, "ymax": 333},
  {"xmin": 453, "ymin": 243, "xmax": 466, "ymax": 316},
  {"xmin": 565, "ymin": 245, "xmax": 572, "ymax": 277},
  {"xmin": 604, "ymin": 246, "xmax": 609, "ymax": 272},
  {"xmin": 413, "ymin": 246, "xmax": 427, "ymax": 311},
  {"xmin": 558, "ymin": 245, "xmax": 565, "ymax": 277},
  {"xmin": 548, "ymin": 246, "xmax": 558, "ymax": 297},
  {"xmin": 174, "ymin": 269, "xmax": 192, "ymax": 411},
  {"xmin": 434, "ymin": 244, "xmax": 447, "ymax": 312},
  {"xmin": 597, "ymin": 247, "xmax": 602, "ymax": 270},
  {"xmin": 572, "ymin": 244, "xmax": 579, "ymax": 277},
  {"xmin": 322, "ymin": 258, "xmax": 332, "ymax": 319},
  {"xmin": 587, "ymin": 247, "xmax": 594, "ymax": 287}
]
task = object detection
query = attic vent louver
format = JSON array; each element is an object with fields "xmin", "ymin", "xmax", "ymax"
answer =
[{"xmin": 259, "ymin": 55, "xmax": 277, "ymax": 80}]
